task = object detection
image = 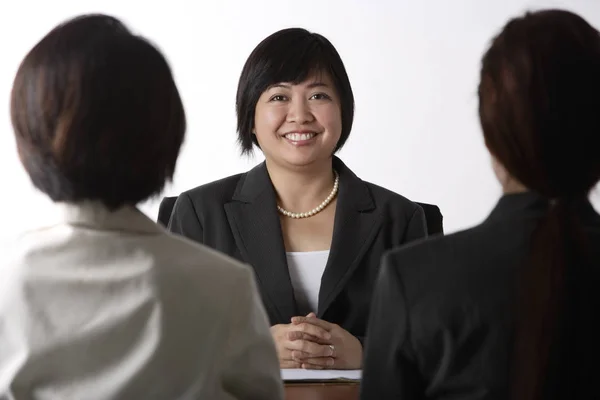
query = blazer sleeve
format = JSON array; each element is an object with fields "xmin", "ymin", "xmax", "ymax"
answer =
[
  {"xmin": 404, "ymin": 204, "xmax": 428, "ymax": 243},
  {"xmin": 168, "ymin": 193, "xmax": 204, "ymax": 243},
  {"xmin": 360, "ymin": 253, "xmax": 423, "ymax": 399},
  {"xmin": 220, "ymin": 267, "xmax": 284, "ymax": 400}
]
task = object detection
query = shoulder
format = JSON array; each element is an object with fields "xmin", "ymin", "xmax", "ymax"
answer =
[
  {"xmin": 385, "ymin": 221, "xmax": 499, "ymax": 271},
  {"xmin": 356, "ymin": 178, "xmax": 423, "ymax": 223},
  {"xmin": 179, "ymin": 172, "xmax": 245, "ymax": 206},
  {"xmin": 154, "ymin": 230, "xmax": 251, "ymax": 282},
  {"xmin": 372, "ymin": 221, "xmax": 523, "ymax": 390},
  {"xmin": 362, "ymin": 180, "xmax": 420, "ymax": 211},
  {"xmin": 382, "ymin": 219, "xmax": 528, "ymax": 307},
  {"xmin": 335, "ymin": 157, "xmax": 421, "ymax": 216},
  {"xmin": 384, "ymin": 224, "xmax": 484, "ymax": 270},
  {"xmin": 152, "ymin": 233, "xmax": 261, "ymax": 331},
  {"xmin": 171, "ymin": 173, "xmax": 248, "ymax": 219}
]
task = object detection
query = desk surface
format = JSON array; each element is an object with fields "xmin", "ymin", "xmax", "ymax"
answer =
[{"xmin": 285, "ymin": 383, "xmax": 359, "ymax": 400}]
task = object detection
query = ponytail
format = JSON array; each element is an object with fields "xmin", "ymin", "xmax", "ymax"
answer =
[{"xmin": 512, "ymin": 197, "xmax": 588, "ymax": 399}]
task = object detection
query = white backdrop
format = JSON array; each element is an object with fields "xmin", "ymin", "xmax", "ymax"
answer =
[{"xmin": 1, "ymin": 0, "xmax": 599, "ymax": 241}]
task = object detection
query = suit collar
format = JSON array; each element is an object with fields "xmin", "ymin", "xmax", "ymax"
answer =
[
  {"xmin": 48, "ymin": 201, "xmax": 163, "ymax": 235},
  {"xmin": 225, "ymin": 156, "xmax": 380, "ymax": 322},
  {"xmin": 332, "ymin": 156, "xmax": 375, "ymax": 212},
  {"xmin": 226, "ymin": 163, "xmax": 297, "ymax": 321},
  {"xmin": 230, "ymin": 161, "xmax": 271, "ymax": 203},
  {"xmin": 232, "ymin": 156, "xmax": 374, "ymax": 211},
  {"xmin": 317, "ymin": 158, "xmax": 380, "ymax": 317},
  {"xmin": 485, "ymin": 191, "xmax": 598, "ymax": 223}
]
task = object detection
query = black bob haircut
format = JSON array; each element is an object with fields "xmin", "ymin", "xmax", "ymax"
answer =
[
  {"xmin": 11, "ymin": 14, "xmax": 186, "ymax": 210},
  {"xmin": 235, "ymin": 28, "xmax": 355, "ymax": 155}
]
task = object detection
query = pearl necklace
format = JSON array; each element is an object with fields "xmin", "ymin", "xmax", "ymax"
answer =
[{"xmin": 277, "ymin": 171, "xmax": 339, "ymax": 219}]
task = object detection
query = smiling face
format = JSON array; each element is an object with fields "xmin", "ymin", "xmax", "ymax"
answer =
[{"xmin": 253, "ymin": 72, "xmax": 342, "ymax": 169}]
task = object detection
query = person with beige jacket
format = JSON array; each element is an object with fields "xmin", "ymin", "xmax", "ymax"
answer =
[{"xmin": 0, "ymin": 13, "xmax": 283, "ymax": 400}]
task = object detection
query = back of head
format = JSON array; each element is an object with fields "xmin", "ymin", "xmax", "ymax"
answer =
[
  {"xmin": 11, "ymin": 14, "xmax": 186, "ymax": 210},
  {"xmin": 479, "ymin": 9, "xmax": 600, "ymax": 198},
  {"xmin": 479, "ymin": 9, "xmax": 600, "ymax": 399}
]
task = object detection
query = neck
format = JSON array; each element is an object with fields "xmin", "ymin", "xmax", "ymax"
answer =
[
  {"xmin": 266, "ymin": 159, "xmax": 336, "ymax": 212},
  {"xmin": 502, "ymin": 179, "xmax": 528, "ymax": 194}
]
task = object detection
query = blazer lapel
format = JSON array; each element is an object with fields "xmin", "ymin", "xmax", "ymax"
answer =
[
  {"xmin": 224, "ymin": 162, "xmax": 297, "ymax": 322},
  {"xmin": 318, "ymin": 157, "xmax": 382, "ymax": 318}
]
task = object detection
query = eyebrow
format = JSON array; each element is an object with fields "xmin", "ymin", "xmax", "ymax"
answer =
[
  {"xmin": 307, "ymin": 82, "xmax": 329, "ymax": 89},
  {"xmin": 268, "ymin": 82, "xmax": 330, "ymax": 90}
]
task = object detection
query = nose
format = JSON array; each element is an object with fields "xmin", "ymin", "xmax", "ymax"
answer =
[{"xmin": 286, "ymin": 97, "xmax": 314, "ymax": 124}]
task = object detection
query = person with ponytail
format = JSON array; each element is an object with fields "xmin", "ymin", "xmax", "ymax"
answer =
[{"xmin": 360, "ymin": 9, "xmax": 600, "ymax": 399}]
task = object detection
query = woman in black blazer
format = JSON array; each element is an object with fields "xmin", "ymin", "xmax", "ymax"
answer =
[
  {"xmin": 361, "ymin": 9, "xmax": 600, "ymax": 399},
  {"xmin": 168, "ymin": 28, "xmax": 427, "ymax": 370}
]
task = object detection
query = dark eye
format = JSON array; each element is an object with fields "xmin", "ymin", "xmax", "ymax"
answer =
[
  {"xmin": 270, "ymin": 95, "xmax": 287, "ymax": 102},
  {"xmin": 310, "ymin": 93, "xmax": 331, "ymax": 100}
]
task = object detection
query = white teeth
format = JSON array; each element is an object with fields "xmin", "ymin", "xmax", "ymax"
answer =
[{"xmin": 284, "ymin": 133, "xmax": 315, "ymax": 141}]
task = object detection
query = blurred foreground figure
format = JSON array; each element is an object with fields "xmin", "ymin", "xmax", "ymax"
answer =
[
  {"xmin": 361, "ymin": 9, "xmax": 600, "ymax": 400},
  {"xmin": 0, "ymin": 13, "xmax": 283, "ymax": 400}
]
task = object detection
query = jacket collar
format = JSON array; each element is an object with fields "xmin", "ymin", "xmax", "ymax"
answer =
[
  {"xmin": 43, "ymin": 201, "xmax": 163, "ymax": 235},
  {"xmin": 485, "ymin": 191, "xmax": 598, "ymax": 224},
  {"xmin": 231, "ymin": 156, "xmax": 374, "ymax": 212}
]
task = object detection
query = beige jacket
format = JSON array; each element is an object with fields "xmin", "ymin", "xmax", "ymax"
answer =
[{"xmin": 0, "ymin": 202, "xmax": 283, "ymax": 400}]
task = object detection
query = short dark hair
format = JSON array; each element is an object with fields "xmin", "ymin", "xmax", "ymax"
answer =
[
  {"xmin": 236, "ymin": 28, "xmax": 354, "ymax": 155},
  {"xmin": 10, "ymin": 14, "xmax": 186, "ymax": 210}
]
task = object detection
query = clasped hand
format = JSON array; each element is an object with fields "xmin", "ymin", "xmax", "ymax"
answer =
[{"xmin": 270, "ymin": 312, "xmax": 362, "ymax": 369}]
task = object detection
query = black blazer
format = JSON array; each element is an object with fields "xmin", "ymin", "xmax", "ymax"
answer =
[
  {"xmin": 161, "ymin": 196, "xmax": 443, "ymax": 235},
  {"xmin": 360, "ymin": 192, "xmax": 600, "ymax": 399},
  {"xmin": 158, "ymin": 196, "xmax": 178, "ymax": 228},
  {"xmin": 167, "ymin": 157, "xmax": 429, "ymax": 343}
]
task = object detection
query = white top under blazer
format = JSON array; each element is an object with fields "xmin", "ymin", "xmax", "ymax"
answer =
[{"xmin": 286, "ymin": 250, "xmax": 330, "ymax": 315}]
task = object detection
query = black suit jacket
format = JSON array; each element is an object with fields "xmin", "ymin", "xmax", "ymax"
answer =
[
  {"xmin": 157, "ymin": 196, "xmax": 177, "ymax": 228},
  {"xmin": 361, "ymin": 192, "xmax": 600, "ymax": 399},
  {"xmin": 167, "ymin": 157, "xmax": 428, "ymax": 342},
  {"xmin": 160, "ymin": 197, "xmax": 443, "ymax": 235}
]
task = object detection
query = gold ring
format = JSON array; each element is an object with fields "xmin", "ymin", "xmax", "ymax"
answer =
[{"xmin": 329, "ymin": 344, "xmax": 335, "ymax": 356}]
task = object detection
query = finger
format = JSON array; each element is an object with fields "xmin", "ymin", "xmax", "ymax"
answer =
[
  {"xmin": 302, "ymin": 363, "xmax": 327, "ymax": 370},
  {"xmin": 280, "ymin": 360, "xmax": 302, "ymax": 369},
  {"xmin": 288, "ymin": 323, "xmax": 331, "ymax": 341},
  {"xmin": 276, "ymin": 347, "xmax": 295, "ymax": 361},
  {"xmin": 286, "ymin": 339, "xmax": 334, "ymax": 357},
  {"xmin": 291, "ymin": 312, "xmax": 317, "ymax": 323},
  {"xmin": 294, "ymin": 355, "xmax": 335, "ymax": 368},
  {"xmin": 287, "ymin": 331, "xmax": 331, "ymax": 345},
  {"xmin": 290, "ymin": 350, "xmax": 312, "ymax": 359},
  {"xmin": 287, "ymin": 331, "xmax": 315, "ymax": 341},
  {"xmin": 291, "ymin": 344, "xmax": 336, "ymax": 361},
  {"xmin": 291, "ymin": 316, "xmax": 333, "ymax": 331}
]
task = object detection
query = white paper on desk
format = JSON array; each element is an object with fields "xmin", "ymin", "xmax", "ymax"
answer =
[{"xmin": 281, "ymin": 369, "xmax": 362, "ymax": 382}]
